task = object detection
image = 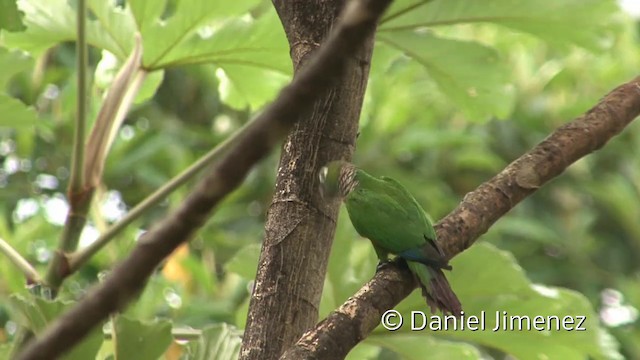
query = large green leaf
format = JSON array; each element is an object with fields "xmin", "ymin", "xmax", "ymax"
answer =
[
  {"xmin": 217, "ymin": 63, "xmax": 290, "ymax": 110},
  {"xmin": 8, "ymin": 295, "xmax": 103, "ymax": 360},
  {"xmin": 323, "ymin": 213, "xmax": 378, "ymax": 316},
  {"xmin": 0, "ymin": 0, "xmax": 25, "ymax": 32},
  {"xmin": 143, "ymin": 9, "xmax": 290, "ymax": 72},
  {"xmin": 137, "ymin": 0, "xmax": 274, "ymax": 68},
  {"xmin": 3, "ymin": 0, "xmax": 134, "ymax": 59},
  {"xmin": 377, "ymin": 32, "xmax": 514, "ymax": 120},
  {"xmin": 191, "ymin": 323, "xmax": 242, "ymax": 360},
  {"xmin": 385, "ymin": 243, "xmax": 622, "ymax": 360},
  {"xmin": 128, "ymin": 0, "xmax": 168, "ymax": 32},
  {"xmin": 380, "ymin": 0, "xmax": 617, "ymax": 50},
  {"xmin": 0, "ymin": 47, "xmax": 33, "ymax": 89},
  {"xmin": 0, "ymin": 94, "xmax": 39, "ymax": 128},
  {"xmin": 4, "ymin": 0, "xmax": 290, "ymax": 110},
  {"xmin": 112, "ymin": 316, "xmax": 172, "ymax": 360},
  {"xmin": 86, "ymin": 0, "xmax": 138, "ymax": 59},
  {"xmin": 225, "ymin": 243, "xmax": 260, "ymax": 279},
  {"xmin": 367, "ymin": 334, "xmax": 482, "ymax": 360}
]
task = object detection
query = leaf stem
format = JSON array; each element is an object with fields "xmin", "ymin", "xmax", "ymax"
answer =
[
  {"xmin": 0, "ymin": 237, "xmax": 41, "ymax": 283},
  {"xmin": 68, "ymin": 116, "xmax": 247, "ymax": 272},
  {"xmin": 70, "ymin": 0, "xmax": 88, "ymax": 196}
]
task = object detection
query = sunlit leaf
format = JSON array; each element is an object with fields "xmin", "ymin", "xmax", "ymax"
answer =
[
  {"xmin": 381, "ymin": 0, "xmax": 617, "ymax": 50},
  {"xmin": 0, "ymin": 94, "xmax": 38, "ymax": 128},
  {"xmin": 191, "ymin": 323, "xmax": 242, "ymax": 360},
  {"xmin": 3, "ymin": 0, "xmax": 135, "ymax": 59},
  {"xmin": 367, "ymin": 334, "xmax": 482, "ymax": 359},
  {"xmin": 112, "ymin": 316, "xmax": 172, "ymax": 360},
  {"xmin": 225, "ymin": 243, "xmax": 260, "ymax": 279},
  {"xmin": 8, "ymin": 295, "xmax": 103, "ymax": 360},
  {"xmin": 139, "ymin": 0, "xmax": 270, "ymax": 68},
  {"xmin": 377, "ymin": 32, "xmax": 514, "ymax": 120},
  {"xmin": 385, "ymin": 243, "xmax": 622, "ymax": 360},
  {"xmin": 0, "ymin": 0, "xmax": 25, "ymax": 32},
  {"xmin": 128, "ymin": 0, "xmax": 168, "ymax": 32},
  {"xmin": 216, "ymin": 63, "xmax": 289, "ymax": 110},
  {"xmin": 0, "ymin": 48, "xmax": 33, "ymax": 88}
]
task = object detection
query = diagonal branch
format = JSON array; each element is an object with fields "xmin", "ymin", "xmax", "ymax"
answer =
[
  {"xmin": 15, "ymin": 1, "xmax": 394, "ymax": 359},
  {"xmin": 280, "ymin": 76, "xmax": 640, "ymax": 359}
]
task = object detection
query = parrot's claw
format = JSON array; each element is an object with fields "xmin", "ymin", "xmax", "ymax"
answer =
[{"xmin": 375, "ymin": 260, "xmax": 394, "ymax": 273}]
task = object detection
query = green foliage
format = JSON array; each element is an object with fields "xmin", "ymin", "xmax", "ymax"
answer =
[
  {"xmin": 9, "ymin": 295, "xmax": 103, "ymax": 359},
  {"xmin": 0, "ymin": 0, "xmax": 639, "ymax": 358},
  {"xmin": 377, "ymin": 32, "xmax": 513, "ymax": 121},
  {"xmin": 190, "ymin": 323, "xmax": 242, "ymax": 360},
  {"xmin": 110, "ymin": 316, "xmax": 173, "ymax": 360},
  {"xmin": 0, "ymin": 93, "xmax": 39, "ymax": 127},
  {"xmin": 0, "ymin": 0, "xmax": 25, "ymax": 32},
  {"xmin": 325, "ymin": 215, "xmax": 623, "ymax": 359},
  {"xmin": 381, "ymin": 0, "xmax": 616, "ymax": 49}
]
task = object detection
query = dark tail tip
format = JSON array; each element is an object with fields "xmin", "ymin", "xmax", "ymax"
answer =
[{"xmin": 419, "ymin": 268, "xmax": 462, "ymax": 316}]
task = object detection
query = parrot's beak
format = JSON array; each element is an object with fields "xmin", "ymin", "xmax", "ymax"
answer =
[
  {"xmin": 319, "ymin": 166, "xmax": 328, "ymax": 183},
  {"xmin": 318, "ymin": 166, "xmax": 328, "ymax": 200}
]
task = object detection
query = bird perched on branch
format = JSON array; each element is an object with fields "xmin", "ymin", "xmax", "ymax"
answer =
[{"xmin": 319, "ymin": 160, "xmax": 462, "ymax": 315}]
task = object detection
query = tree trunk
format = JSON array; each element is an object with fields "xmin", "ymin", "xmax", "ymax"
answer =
[{"xmin": 239, "ymin": 1, "xmax": 376, "ymax": 359}]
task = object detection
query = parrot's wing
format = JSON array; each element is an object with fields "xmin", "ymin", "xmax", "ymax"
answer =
[
  {"xmin": 379, "ymin": 176, "xmax": 449, "ymax": 268},
  {"xmin": 379, "ymin": 176, "xmax": 437, "ymax": 241}
]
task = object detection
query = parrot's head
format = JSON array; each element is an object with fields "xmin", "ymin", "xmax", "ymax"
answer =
[{"xmin": 319, "ymin": 160, "xmax": 357, "ymax": 200}]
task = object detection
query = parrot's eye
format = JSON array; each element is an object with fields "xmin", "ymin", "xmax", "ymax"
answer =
[{"xmin": 319, "ymin": 166, "xmax": 328, "ymax": 183}]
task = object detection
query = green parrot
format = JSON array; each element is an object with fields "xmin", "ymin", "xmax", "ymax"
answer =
[{"xmin": 319, "ymin": 160, "xmax": 462, "ymax": 315}]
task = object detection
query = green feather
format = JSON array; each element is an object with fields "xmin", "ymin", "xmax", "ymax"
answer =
[{"xmin": 320, "ymin": 161, "xmax": 462, "ymax": 314}]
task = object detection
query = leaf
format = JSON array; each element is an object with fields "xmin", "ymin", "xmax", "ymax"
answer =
[
  {"xmin": 0, "ymin": 0, "xmax": 25, "ymax": 32},
  {"xmin": 134, "ymin": 70, "xmax": 164, "ymax": 104},
  {"xmin": 192, "ymin": 323, "xmax": 242, "ymax": 360},
  {"xmin": 225, "ymin": 243, "xmax": 260, "ymax": 279},
  {"xmin": 377, "ymin": 32, "xmax": 514, "ymax": 120},
  {"xmin": 384, "ymin": 243, "xmax": 622, "ymax": 360},
  {"xmin": 8, "ymin": 295, "xmax": 102, "ymax": 360},
  {"xmin": 367, "ymin": 334, "xmax": 482, "ymax": 360},
  {"xmin": 380, "ymin": 0, "xmax": 617, "ymax": 50},
  {"xmin": 143, "ymin": 10, "xmax": 291, "ymax": 74},
  {"xmin": 0, "ymin": 94, "xmax": 39, "ymax": 128},
  {"xmin": 0, "ymin": 47, "xmax": 33, "ymax": 88},
  {"xmin": 139, "ymin": 0, "xmax": 270, "ymax": 68},
  {"xmin": 86, "ymin": 0, "xmax": 137, "ymax": 59},
  {"xmin": 323, "ymin": 213, "xmax": 377, "ymax": 314},
  {"xmin": 112, "ymin": 316, "xmax": 172, "ymax": 360},
  {"xmin": 128, "ymin": 0, "xmax": 168, "ymax": 33},
  {"xmin": 345, "ymin": 342, "xmax": 381, "ymax": 360},
  {"xmin": 216, "ymin": 63, "xmax": 290, "ymax": 110},
  {"xmin": 3, "ymin": 0, "xmax": 135, "ymax": 59}
]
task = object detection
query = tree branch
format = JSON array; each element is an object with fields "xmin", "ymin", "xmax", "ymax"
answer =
[
  {"xmin": 15, "ymin": 1, "xmax": 394, "ymax": 359},
  {"xmin": 239, "ymin": 0, "xmax": 382, "ymax": 357},
  {"xmin": 280, "ymin": 76, "xmax": 640, "ymax": 359}
]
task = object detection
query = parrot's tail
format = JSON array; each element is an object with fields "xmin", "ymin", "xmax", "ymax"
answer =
[{"xmin": 407, "ymin": 261, "xmax": 462, "ymax": 316}]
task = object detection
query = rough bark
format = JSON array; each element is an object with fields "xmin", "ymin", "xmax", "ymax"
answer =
[
  {"xmin": 239, "ymin": 1, "xmax": 378, "ymax": 359},
  {"xmin": 280, "ymin": 76, "xmax": 640, "ymax": 359},
  {"xmin": 15, "ymin": 1, "xmax": 392, "ymax": 358}
]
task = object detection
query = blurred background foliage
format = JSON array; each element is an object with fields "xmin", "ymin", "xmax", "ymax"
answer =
[{"xmin": 0, "ymin": 0, "xmax": 639, "ymax": 359}]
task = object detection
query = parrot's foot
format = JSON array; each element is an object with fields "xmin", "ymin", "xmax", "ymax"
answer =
[{"xmin": 375, "ymin": 260, "xmax": 394, "ymax": 273}]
